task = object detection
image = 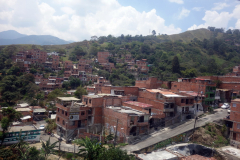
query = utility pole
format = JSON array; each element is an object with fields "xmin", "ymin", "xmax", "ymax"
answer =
[{"xmin": 114, "ymin": 119, "xmax": 119, "ymax": 147}]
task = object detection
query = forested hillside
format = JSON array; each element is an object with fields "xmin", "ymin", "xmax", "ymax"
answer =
[{"xmin": 0, "ymin": 28, "xmax": 240, "ymax": 88}]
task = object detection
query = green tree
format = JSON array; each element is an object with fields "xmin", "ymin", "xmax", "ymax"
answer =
[
  {"xmin": 74, "ymin": 137, "xmax": 104, "ymax": 160},
  {"xmin": 0, "ymin": 107, "xmax": 22, "ymax": 145},
  {"xmin": 7, "ymin": 65, "xmax": 20, "ymax": 75},
  {"xmin": 98, "ymin": 147, "xmax": 134, "ymax": 160},
  {"xmin": 45, "ymin": 118, "xmax": 57, "ymax": 133},
  {"xmin": 74, "ymin": 86, "xmax": 87, "ymax": 99},
  {"xmin": 41, "ymin": 137, "xmax": 58, "ymax": 160},
  {"xmin": 30, "ymin": 68, "xmax": 37, "ymax": 74},
  {"xmin": 47, "ymin": 89, "xmax": 65, "ymax": 101},
  {"xmin": 152, "ymin": 30, "xmax": 156, "ymax": 36},
  {"xmin": 172, "ymin": 56, "xmax": 180, "ymax": 73},
  {"xmin": 89, "ymin": 46, "xmax": 98, "ymax": 56},
  {"xmin": 58, "ymin": 49, "xmax": 66, "ymax": 56},
  {"xmin": 73, "ymin": 46, "xmax": 86, "ymax": 57}
]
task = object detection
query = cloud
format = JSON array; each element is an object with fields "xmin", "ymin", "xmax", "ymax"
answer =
[
  {"xmin": 212, "ymin": 2, "xmax": 229, "ymax": 11},
  {"xmin": 168, "ymin": 0, "xmax": 184, "ymax": 4},
  {"xmin": 0, "ymin": 0, "xmax": 181, "ymax": 41},
  {"xmin": 178, "ymin": 8, "xmax": 190, "ymax": 19},
  {"xmin": 236, "ymin": 19, "xmax": 240, "ymax": 29},
  {"xmin": 61, "ymin": 7, "xmax": 76, "ymax": 15},
  {"xmin": 188, "ymin": 10, "xmax": 232, "ymax": 30},
  {"xmin": 192, "ymin": 7, "xmax": 202, "ymax": 12}
]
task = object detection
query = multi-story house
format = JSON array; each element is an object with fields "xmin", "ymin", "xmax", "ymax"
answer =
[
  {"xmin": 227, "ymin": 99, "xmax": 240, "ymax": 148},
  {"xmin": 56, "ymin": 97, "xmax": 85, "ymax": 140},
  {"xmin": 171, "ymin": 78, "xmax": 216, "ymax": 110},
  {"xmin": 97, "ymin": 51, "xmax": 111, "ymax": 64}
]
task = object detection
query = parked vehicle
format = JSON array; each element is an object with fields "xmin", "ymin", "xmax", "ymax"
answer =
[
  {"xmin": 66, "ymin": 139, "xmax": 72, "ymax": 144},
  {"xmin": 221, "ymin": 103, "xmax": 230, "ymax": 109},
  {"xmin": 39, "ymin": 124, "xmax": 45, "ymax": 130}
]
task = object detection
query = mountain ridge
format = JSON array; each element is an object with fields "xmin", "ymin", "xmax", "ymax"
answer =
[{"xmin": 0, "ymin": 30, "xmax": 72, "ymax": 45}]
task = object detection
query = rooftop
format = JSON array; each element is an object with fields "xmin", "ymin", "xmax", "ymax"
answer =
[
  {"xmin": 16, "ymin": 108, "xmax": 31, "ymax": 112},
  {"xmin": 8, "ymin": 126, "xmax": 39, "ymax": 132},
  {"xmin": 17, "ymin": 103, "xmax": 29, "ymax": 107},
  {"xmin": 146, "ymin": 89, "xmax": 184, "ymax": 97},
  {"xmin": 107, "ymin": 106, "xmax": 146, "ymax": 115},
  {"xmin": 179, "ymin": 91, "xmax": 205, "ymax": 97},
  {"xmin": 57, "ymin": 97, "xmax": 80, "ymax": 101},
  {"xmin": 124, "ymin": 101, "xmax": 152, "ymax": 108}
]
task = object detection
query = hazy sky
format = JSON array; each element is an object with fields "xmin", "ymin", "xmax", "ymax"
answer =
[{"xmin": 0, "ymin": 0, "xmax": 240, "ymax": 41}]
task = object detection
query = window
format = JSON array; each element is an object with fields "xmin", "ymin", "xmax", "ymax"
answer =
[
  {"xmin": 57, "ymin": 117, "xmax": 59, "ymax": 121},
  {"xmin": 237, "ymin": 124, "xmax": 240, "ymax": 129},
  {"xmin": 233, "ymin": 103, "xmax": 237, "ymax": 107},
  {"xmin": 181, "ymin": 99, "xmax": 185, "ymax": 103},
  {"xmin": 62, "ymin": 110, "xmax": 64, "ymax": 114},
  {"xmin": 89, "ymin": 99, "xmax": 92, "ymax": 104},
  {"xmin": 65, "ymin": 111, "xmax": 68, "ymax": 116},
  {"xmin": 62, "ymin": 120, "xmax": 65, "ymax": 125},
  {"xmin": 81, "ymin": 111, "xmax": 85, "ymax": 115}
]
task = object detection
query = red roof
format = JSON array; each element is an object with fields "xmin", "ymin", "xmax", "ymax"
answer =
[{"xmin": 124, "ymin": 101, "xmax": 152, "ymax": 108}]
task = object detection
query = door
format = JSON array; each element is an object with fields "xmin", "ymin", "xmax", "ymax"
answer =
[{"xmin": 233, "ymin": 133, "xmax": 237, "ymax": 140}]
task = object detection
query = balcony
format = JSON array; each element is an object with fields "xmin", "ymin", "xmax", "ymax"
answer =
[{"xmin": 164, "ymin": 108, "xmax": 174, "ymax": 112}]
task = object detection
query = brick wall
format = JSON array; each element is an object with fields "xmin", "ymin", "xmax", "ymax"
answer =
[{"xmin": 103, "ymin": 107, "xmax": 130, "ymax": 136}]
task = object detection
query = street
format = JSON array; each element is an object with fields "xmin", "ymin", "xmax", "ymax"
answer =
[{"xmin": 122, "ymin": 109, "xmax": 228, "ymax": 152}]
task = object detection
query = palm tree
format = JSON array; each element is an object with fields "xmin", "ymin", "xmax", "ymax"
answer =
[
  {"xmin": 11, "ymin": 130, "xmax": 28, "ymax": 152},
  {"xmin": 74, "ymin": 137, "xmax": 104, "ymax": 160},
  {"xmin": 41, "ymin": 137, "xmax": 58, "ymax": 160}
]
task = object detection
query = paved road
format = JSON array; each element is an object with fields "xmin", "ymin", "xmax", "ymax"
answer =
[{"xmin": 122, "ymin": 109, "xmax": 228, "ymax": 152}]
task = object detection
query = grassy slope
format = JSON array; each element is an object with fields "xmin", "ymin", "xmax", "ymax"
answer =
[{"xmin": 159, "ymin": 28, "xmax": 223, "ymax": 43}]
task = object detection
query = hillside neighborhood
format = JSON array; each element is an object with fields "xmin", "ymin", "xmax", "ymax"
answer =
[{"xmin": 1, "ymin": 46, "xmax": 240, "ymax": 159}]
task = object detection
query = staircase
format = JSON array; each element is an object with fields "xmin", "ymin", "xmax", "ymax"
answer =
[{"xmin": 66, "ymin": 128, "xmax": 79, "ymax": 140}]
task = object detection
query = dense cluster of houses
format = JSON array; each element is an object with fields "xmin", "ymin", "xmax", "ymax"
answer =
[{"xmin": 5, "ymin": 49, "xmax": 240, "ymax": 147}]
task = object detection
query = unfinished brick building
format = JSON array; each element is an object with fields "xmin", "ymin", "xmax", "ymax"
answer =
[
  {"xmin": 171, "ymin": 78, "xmax": 216, "ymax": 108},
  {"xmin": 97, "ymin": 51, "xmax": 111, "ymax": 64},
  {"xmin": 135, "ymin": 77, "xmax": 171, "ymax": 89},
  {"xmin": 226, "ymin": 99, "xmax": 240, "ymax": 148}
]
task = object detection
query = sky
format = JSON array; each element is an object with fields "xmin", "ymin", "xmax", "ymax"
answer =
[{"xmin": 0, "ymin": 0, "xmax": 240, "ymax": 41}]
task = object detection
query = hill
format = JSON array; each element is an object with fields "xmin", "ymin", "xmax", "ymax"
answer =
[
  {"xmin": 0, "ymin": 28, "xmax": 240, "ymax": 83},
  {"xmin": 0, "ymin": 30, "xmax": 72, "ymax": 45},
  {"xmin": 167, "ymin": 28, "xmax": 214, "ymax": 42},
  {"xmin": 0, "ymin": 30, "xmax": 27, "ymax": 39}
]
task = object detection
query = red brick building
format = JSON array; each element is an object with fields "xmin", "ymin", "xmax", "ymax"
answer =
[
  {"xmin": 171, "ymin": 78, "xmax": 216, "ymax": 108},
  {"xmin": 97, "ymin": 51, "xmax": 111, "ymax": 64},
  {"xmin": 227, "ymin": 99, "xmax": 240, "ymax": 148},
  {"xmin": 136, "ymin": 59, "xmax": 149, "ymax": 73},
  {"xmin": 56, "ymin": 97, "xmax": 88, "ymax": 140},
  {"xmin": 135, "ymin": 77, "xmax": 171, "ymax": 89}
]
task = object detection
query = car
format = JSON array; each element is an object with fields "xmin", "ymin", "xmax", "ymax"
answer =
[
  {"xmin": 221, "ymin": 103, "xmax": 230, "ymax": 109},
  {"xmin": 39, "ymin": 124, "xmax": 45, "ymax": 130}
]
